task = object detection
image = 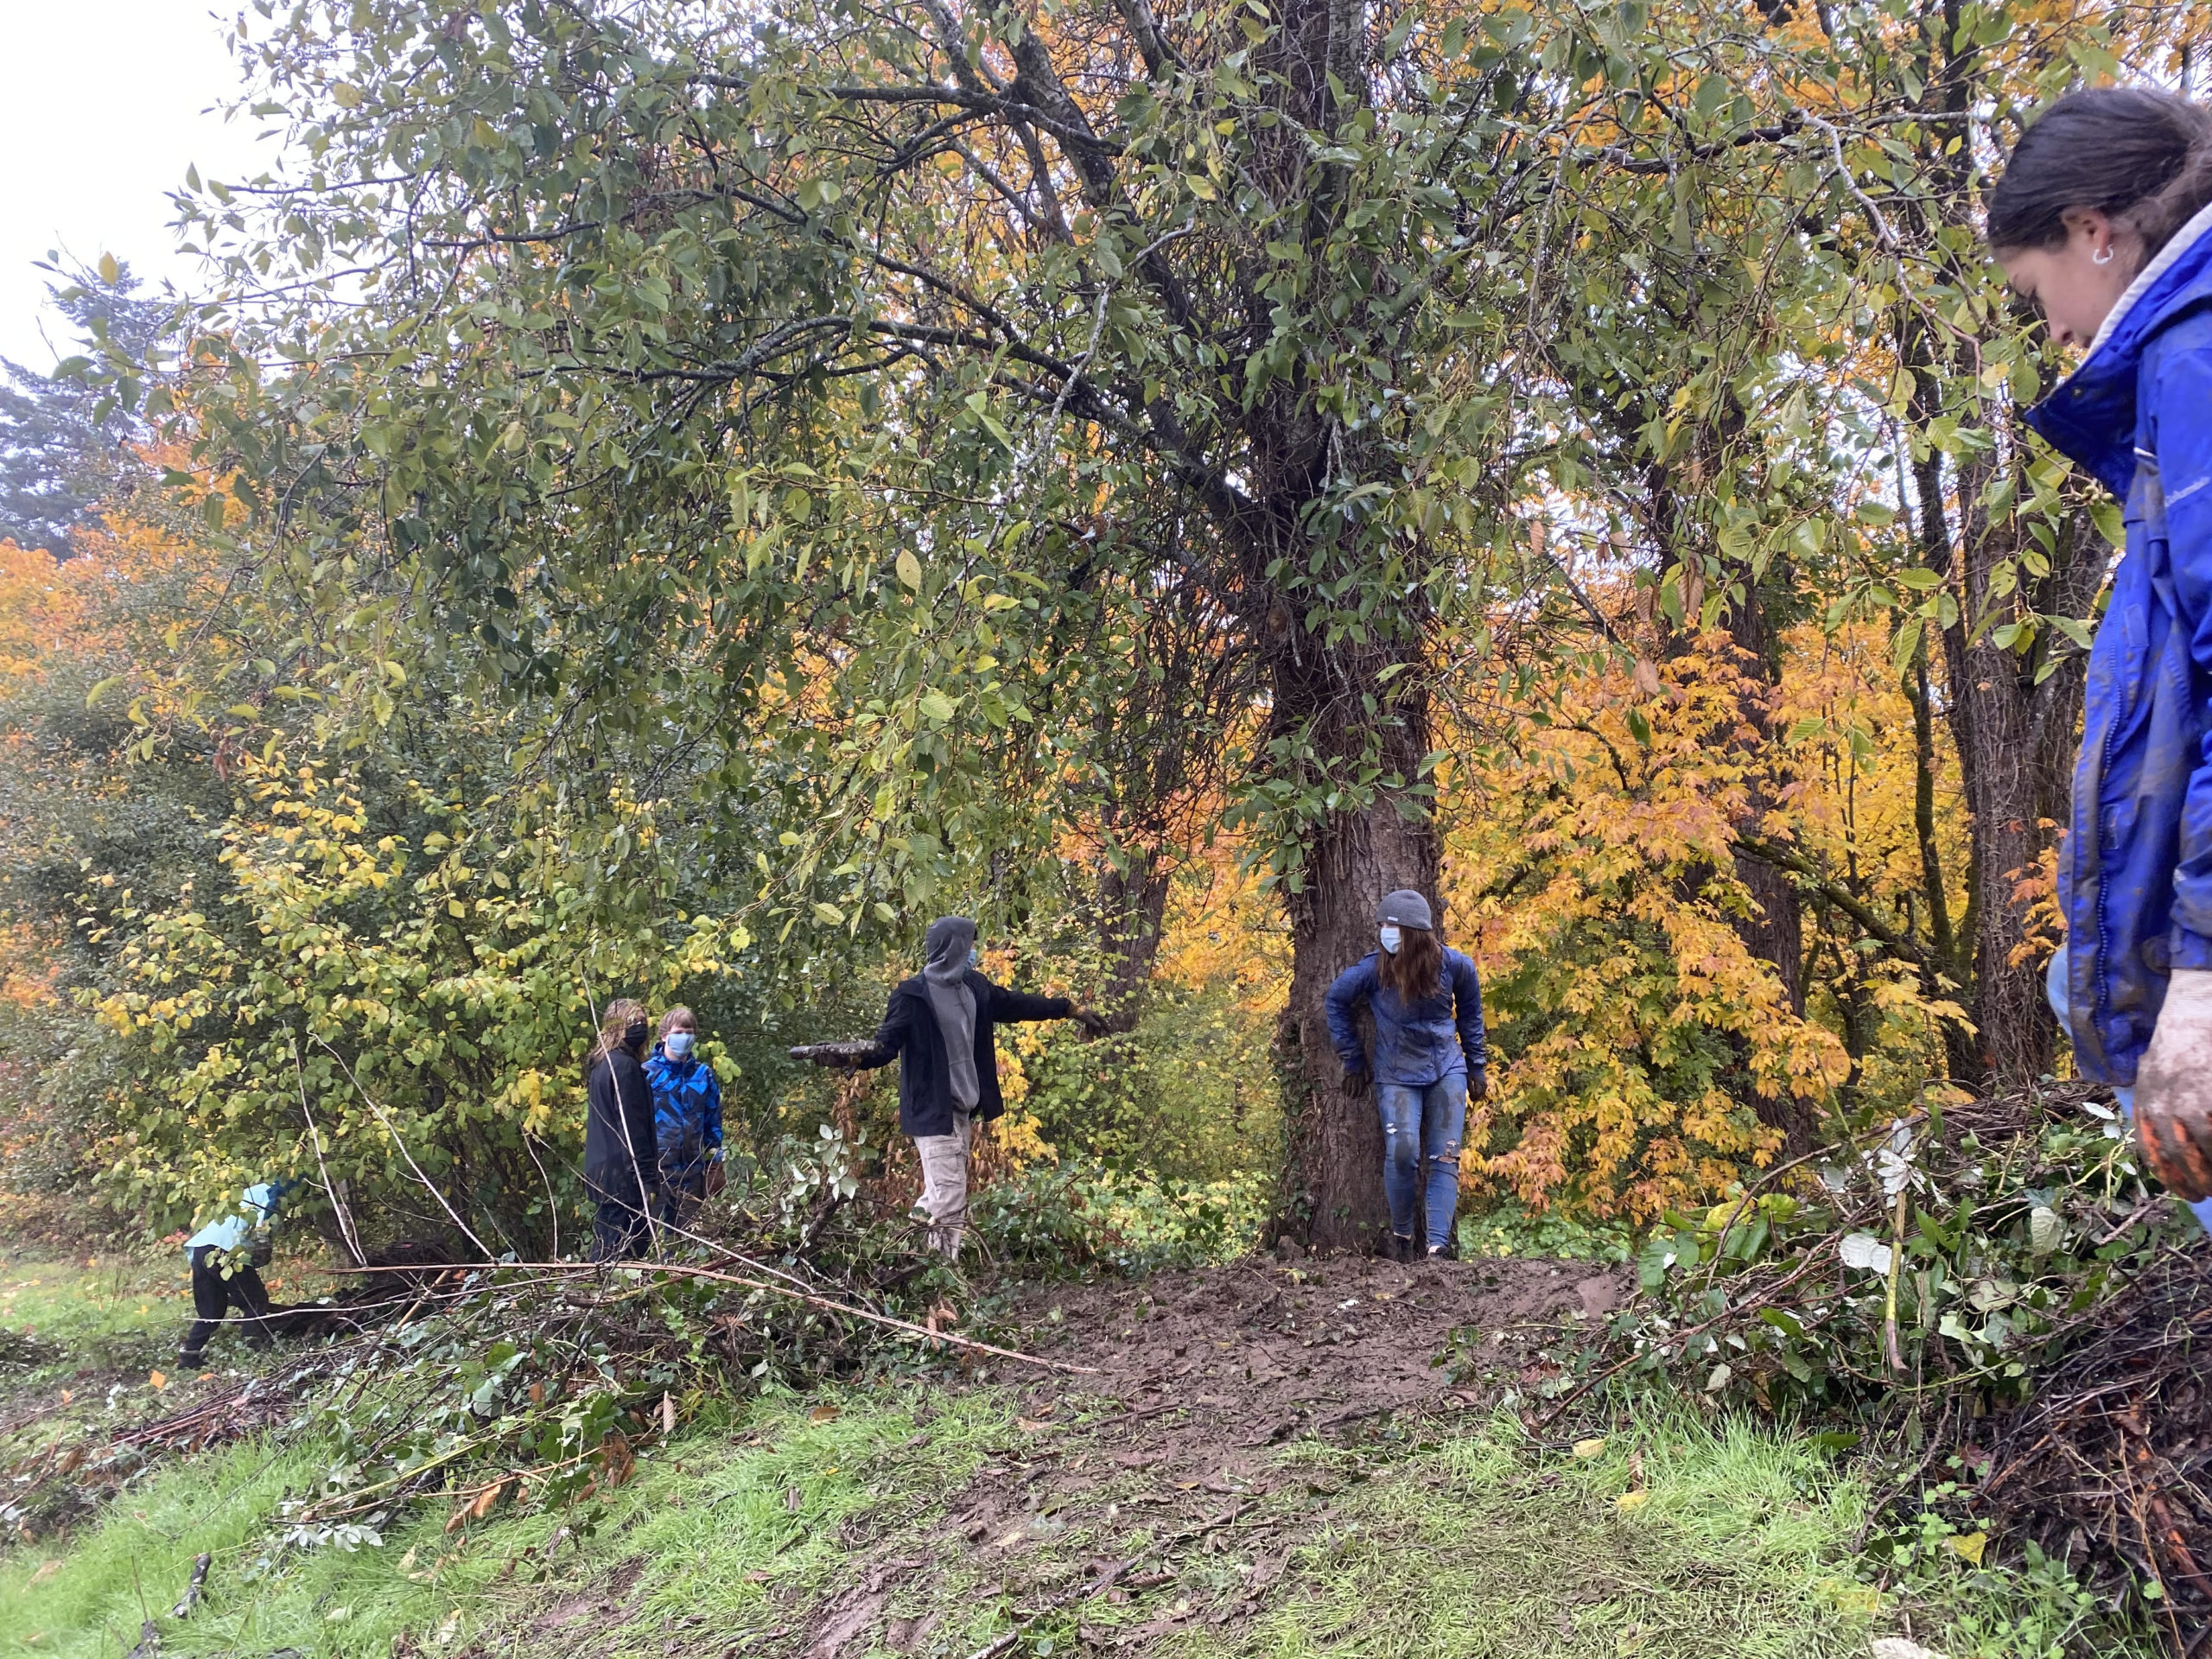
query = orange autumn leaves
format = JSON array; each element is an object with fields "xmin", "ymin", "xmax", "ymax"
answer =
[{"xmin": 1444, "ymin": 620, "xmax": 1966, "ymax": 1221}]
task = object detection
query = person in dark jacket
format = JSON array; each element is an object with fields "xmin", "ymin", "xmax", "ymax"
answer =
[
  {"xmin": 850, "ymin": 917, "xmax": 1103, "ymax": 1257},
  {"xmin": 585, "ymin": 997, "xmax": 658, "ymax": 1261},
  {"xmin": 645, "ymin": 1005, "xmax": 725, "ymax": 1230},
  {"xmin": 1325, "ymin": 890, "xmax": 1487, "ymax": 1261},
  {"xmin": 1993, "ymin": 87, "xmax": 2212, "ymax": 1217},
  {"xmin": 178, "ymin": 1178, "xmax": 292, "ymax": 1368}
]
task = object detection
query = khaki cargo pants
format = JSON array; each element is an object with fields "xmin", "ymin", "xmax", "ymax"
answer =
[{"xmin": 912, "ymin": 1109, "xmax": 973, "ymax": 1258}]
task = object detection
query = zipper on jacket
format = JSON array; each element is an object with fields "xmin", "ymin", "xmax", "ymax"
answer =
[{"xmin": 2094, "ymin": 448, "xmax": 2162, "ymax": 1067}]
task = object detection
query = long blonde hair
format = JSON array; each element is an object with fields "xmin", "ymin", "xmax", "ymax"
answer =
[{"xmin": 594, "ymin": 997, "xmax": 649, "ymax": 1062}]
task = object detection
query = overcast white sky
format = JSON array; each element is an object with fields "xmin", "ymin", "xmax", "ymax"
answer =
[{"xmin": 0, "ymin": 0, "xmax": 279, "ymax": 371}]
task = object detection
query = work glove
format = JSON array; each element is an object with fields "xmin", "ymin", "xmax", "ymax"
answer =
[
  {"xmin": 1470, "ymin": 1065, "xmax": 1488, "ymax": 1103},
  {"xmin": 1071, "ymin": 1006, "xmax": 1112, "ymax": 1039},
  {"xmin": 2136, "ymin": 969, "xmax": 2212, "ymax": 1201},
  {"xmin": 1340, "ymin": 1065, "xmax": 1370, "ymax": 1101}
]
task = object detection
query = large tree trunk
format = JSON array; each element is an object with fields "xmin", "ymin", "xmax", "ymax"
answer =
[
  {"xmin": 1942, "ymin": 599, "xmax": 2053, "ymax": 1088},
  {"xmin": 1266, "ymin": 622, "xmax": 1442, "ymax": 1252},
  {"xmin": 1092, "ymin": 851, "xmax": 1172, "ymax": 1034},
  {"xmin": 1276, "ymin": 793, "xmax": 1441, "ymax": 1252}
]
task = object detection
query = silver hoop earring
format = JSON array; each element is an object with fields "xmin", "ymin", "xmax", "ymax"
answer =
[{"xmin": 2094, "ymin": 246, "xmax": 2115, "ymax": 265}]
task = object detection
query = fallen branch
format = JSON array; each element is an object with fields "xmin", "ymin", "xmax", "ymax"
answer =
[{"xmin": 324, "ymin": 1259, "xmax": 1099, "ymax": 1376}]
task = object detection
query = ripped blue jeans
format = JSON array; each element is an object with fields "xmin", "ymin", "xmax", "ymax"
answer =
[
  {"xmin": 1377, "ymin": 1074, "xmax": 1467, "ymax": 1251},
  {"xmin": 2046, "ymin": 943, "xmax": 2212, "ymax": 1231}
]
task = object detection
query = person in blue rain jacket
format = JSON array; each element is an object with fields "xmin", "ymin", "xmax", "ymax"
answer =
[
  {"xmin": 1325, "ymin": 889, "xmax": 1488, "ymax": 1261},
  {"xmin": 1993, "ymin": 86, "xmax": 2212, "ymax": 1212},
  {"xmin": 179, "ymin": 1177, "xmax": 294, "ymax": 1367},
  {"xmin": 645, "ymin": 1005, "xmax": 725, "ymax": 1229}
]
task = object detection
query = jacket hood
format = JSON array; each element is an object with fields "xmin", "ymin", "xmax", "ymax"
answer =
[
  {"xmin": 2026, "ymin": 200, "xmax": 2212, "ymax": 496},
  {"xmin": 923, "ymin": 916, "xmax": 976, "ymax": 981}
]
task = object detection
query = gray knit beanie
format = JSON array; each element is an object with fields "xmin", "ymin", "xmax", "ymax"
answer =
[{"xmin": 1377, "ymin": 889, "xmax": 1433, "ymax": 930}]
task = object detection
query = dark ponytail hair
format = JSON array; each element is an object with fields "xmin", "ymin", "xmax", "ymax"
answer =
[{"xmin": 1988, "ymin": 86, "xmax": 2212, "ymax": 263}]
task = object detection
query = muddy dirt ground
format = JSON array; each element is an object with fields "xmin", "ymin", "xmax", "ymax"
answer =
[{"xmin": 761, "ymin": 1253, "xmax": 1624, "ymax": 1656}]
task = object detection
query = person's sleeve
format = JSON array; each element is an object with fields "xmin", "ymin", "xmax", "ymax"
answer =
[
  {"xmin": 1454, "ymin": 954, "xmax": 1488, "ymax": 1073},
  {"xmin": 988, "ymin": 984, "xmax": 1075, "ymax": 1023},
  {"xmin": 704, "ymin": 1068, "xmax": 724, "ymax": 1156},
  {"xmin": 2155, "ymin": 338, "xmax": 2212, "ymax": 963},
  {"xmin": 1324, "ymin": 961, "xmax": 1371, "ymax": 1072},
  {"xmin": 855, "ymin": 994, "xmax": 910, "ymax": 1068}
]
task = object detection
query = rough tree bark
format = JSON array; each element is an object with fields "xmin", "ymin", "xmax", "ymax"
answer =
[{"xmin": 1269, "ymin": 644, "xmax": 1442, "ymax": 1252}]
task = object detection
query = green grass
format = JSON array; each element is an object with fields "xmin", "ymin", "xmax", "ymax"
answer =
[
  {"xmin": 0, "ymin": 1254, "xmax": 178, "ymax": 1355},
  {"xmin": 0, "ymin": 1257, "xmax": 2160, "ymax": 1659},
  {"xmin": 0, "ymin": 1384, "xmax": 1019, "ymax": 1659},
  {"xmin": 0, "ymin": 1247, "xmax": 341, "ymax": 1381}
]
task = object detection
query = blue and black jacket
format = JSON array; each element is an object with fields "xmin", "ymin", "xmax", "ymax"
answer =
[
  {"xmin": 644, "ymin": 1044, "xmax": 725, "ymax": 1184},
  {"xmin": 2027, "ymin": 201, "xmax": 2212, "ymax": 1083}
]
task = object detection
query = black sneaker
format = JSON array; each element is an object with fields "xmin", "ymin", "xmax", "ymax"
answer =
[
  {"xmin": 178, "ymin": 1349, "xmax": 206, "ymax": 1370},
  {"xmin": 1389, "ymin": 1234, "xmax": 1414, "ymax": 1263}
]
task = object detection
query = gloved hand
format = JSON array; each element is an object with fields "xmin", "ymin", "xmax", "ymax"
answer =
[
  {"xmin": 1071, "ymin": 1006, "xmax": 1112, "ymax": 1039},
  {"xmin": 1470, "ymin": 1065, "xmax": 1488, "ymax": 1103},
  {"xmin": 2136, "ymin": 969, "xmax": 2212, "ymax": 1201},
  {"xmin": 1341, "ymin": 1065, "xmax": 1370, "ymax": 1101}
]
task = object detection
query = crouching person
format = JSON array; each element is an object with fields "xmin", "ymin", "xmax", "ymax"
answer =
[
  {"xmin": 1325, "ymin": 890, "xmax": 1488, "ymax": 1262},
  {"xmin": 179, "ymin": 1178, "xmax": 292, "ymax": 1369},
  {"xmin": 852, "ymin": 917, "xmax": 1101, "ymax": 1257}
]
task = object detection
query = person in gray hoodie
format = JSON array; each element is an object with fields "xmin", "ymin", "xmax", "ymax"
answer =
[{"xmin": 849, "ymin": 918, "xmax": 1103, "ymax": 1256}]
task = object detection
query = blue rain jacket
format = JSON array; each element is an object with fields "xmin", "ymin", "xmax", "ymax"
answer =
[
  {"xmin": 2027, "ymin": 202, "xmax": 2212, "ymax": 1084},
  {"xmin": 1325, "ymin": 949, "xmax": 1487, "ymax": 1087},
  {"xmin": 183, "ymin": 1179, "xmax": 290, "ymax": 1256},
  {"xmin": 644, "ymin": 1045, "xmax": 724, "ymax": 1181}
]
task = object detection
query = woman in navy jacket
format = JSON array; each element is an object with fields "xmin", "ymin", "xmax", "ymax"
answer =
[
  {"xmin": 1993, "ymin": 87, "xmax": 2212, "ymax": 1213},
  {"xmin": 1325, "ymin": 890, "xmax": 1487, "ymax": 1260}
]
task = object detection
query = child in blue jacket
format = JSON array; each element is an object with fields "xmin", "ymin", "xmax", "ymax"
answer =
[
  {"xmin": 1993, "ymin": 87, "xmax": 2212, "ymax": 1208},
  {"xmin": 1325, "ymin": 890, "xmax": 1487, "ymax": 1261},
  {"xmin": 645, "ymin": 1006, "xmax": 725, "ymax": 1230}
]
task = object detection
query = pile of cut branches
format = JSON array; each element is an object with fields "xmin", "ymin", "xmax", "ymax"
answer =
[
  {"xmin": 1568, "ymin": 1080, "xmax": 2212, "ymax": 1640},
  {"xmin": 1975, "ymin": 1248, "xmax": 2212, "ymax": 1637},
  {"xmin": 1, "ymin": 1124, "xmax": 1075, "ymax": 1548},
  {"xmin": 1575, "ymin": 1083, "xmax": 2182, "ymax": 1419}
]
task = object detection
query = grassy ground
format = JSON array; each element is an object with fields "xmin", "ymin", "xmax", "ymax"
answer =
[{"xmin": 0, "ymin": 1249, "xmax": 2158, "ymax": 1659}]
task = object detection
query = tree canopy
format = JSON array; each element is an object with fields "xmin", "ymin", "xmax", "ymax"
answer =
[{"xmin": 5, "ymin": 0, "xmax": 2204, "ymax": 1248}]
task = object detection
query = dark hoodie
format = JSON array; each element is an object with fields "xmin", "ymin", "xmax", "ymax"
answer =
[{"xmin": 855, "ymin": 925, "xmax": 1074, "ymax": 1137}]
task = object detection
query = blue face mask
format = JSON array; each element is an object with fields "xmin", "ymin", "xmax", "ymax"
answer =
[
  {"xmin": 967, "ymin": 944, "xmax": 982, "ymax": 969},
  {"xmin": 1379, "ymin": 925, "xmax": 1402, "ymax": 956},
  {"xmin": 664, "ymin": 1031, "xmax": 695, "ymax": 1059}
]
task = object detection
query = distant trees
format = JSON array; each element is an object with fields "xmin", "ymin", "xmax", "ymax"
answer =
[{"xmin": 0, "ymin": 262, "xmax": 167, "ymax": 558}]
